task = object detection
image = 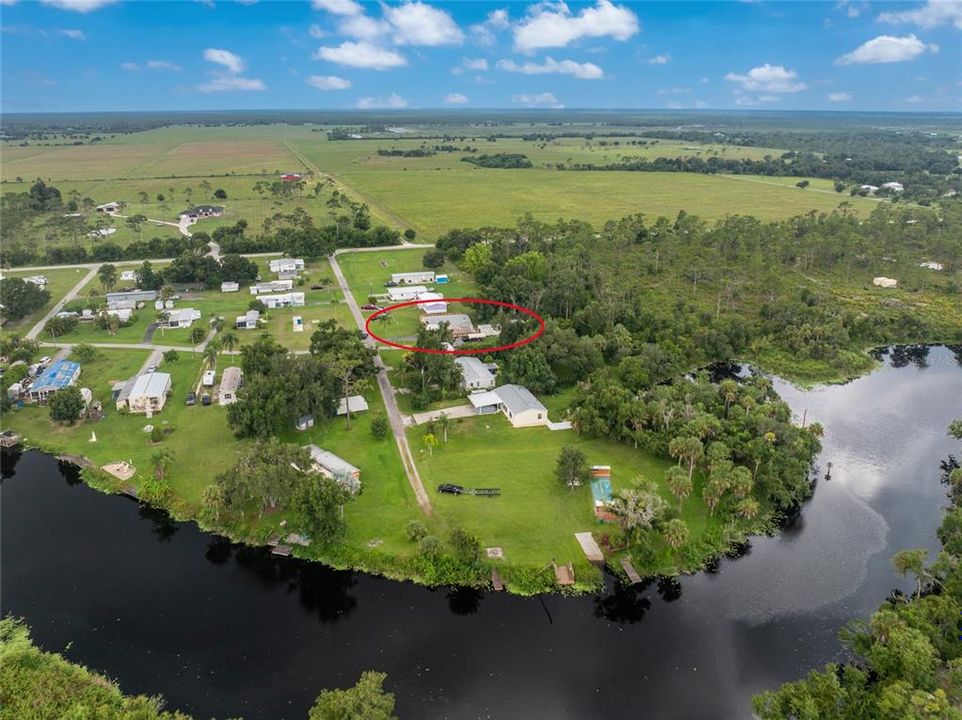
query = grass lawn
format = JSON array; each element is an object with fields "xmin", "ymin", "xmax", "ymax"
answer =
[
  {"xmin": 2, "ymin": 267, "xmax": 90, "ymax": 333},
  {"xmin": 408, "ymin": 414, "xmax": 686, "ymax": 577}
]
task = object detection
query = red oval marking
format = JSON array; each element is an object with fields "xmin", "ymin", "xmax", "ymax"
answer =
[{"xmin": 364, "ymin": 297, "xmax": 544, "ymax": 355}]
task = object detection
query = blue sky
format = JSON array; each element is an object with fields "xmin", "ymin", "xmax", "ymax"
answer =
[{"xmin": 0, "ymin": 0, "xmax": 959, "ymax": 113}]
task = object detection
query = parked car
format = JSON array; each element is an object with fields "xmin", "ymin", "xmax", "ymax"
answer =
[
  {"xmin": 310, "ymin": 284, "xmax": 325, "ymax": 290},
  {"xmin": 357, "ymin": 331, "xmax": 369, "ymax": 340},
  {"xmin": 185, "ymin": 392, "xmax": 196, "ymax": 406},
  {"xmin": 384, "ymin": 280, "xmax": 398, "ymax": 287},
  {"xmin": 146, "ymin": 364, "xmax": 158, "ymax": 373},
  {"xmin": 437, "ymin": 483, "xmax": 464, "ymax": 495},
  {"xmin": 360, "ymin": 304, "xmax": 381, "ymax": 311},
  {"xmin": 38, "ymin": 356, "xmax": 51, "ymax": 366},
  {"xmin": 201, "ymin": 394, "xmax": 212, "ymax": 406}
]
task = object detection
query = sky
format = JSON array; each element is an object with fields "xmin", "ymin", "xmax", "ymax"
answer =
[{"xmin": 0, "ymin": 0, "xmax": 959, "ymax": 113}]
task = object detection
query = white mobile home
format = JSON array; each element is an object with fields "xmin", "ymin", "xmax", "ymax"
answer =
[
  {"xmin": 269, "ymin": 258, "xmax": 305, "ymax": 275},
  {"xmin": 387, "ymin": 285, "xmax": 428, "ymax": 302},
  {"xmin": 221, "ymin": 282, "xmax": 240, "ymax": 293},
  {"xmin": 304, "ymin": 445, "xmax": 361, "ymax": 494},
  {"xmin": 260, "ymin": 292, "xmax": 305, "ymax": 309},
  {"xmin": 455, "ymin": 357, "xmax": 496, "ymax": 391},
  {"xmin": 165, "ymin": 308, "xmax": 201, "ymax": 328},
  {"xmin": 218, "ymin": 366, "xmax": 243, "ymax": 406},
  {"xmin": 250, "ymin": 280, "xmax": 294, "ymax": 295},
  {"xmin": 418, "ymin": 292, "xmax": 448, "ymax": 315},
  {"xmin": 391, "ymin": 271, "xmax": 435, "ymax": 285},
  {"xmin": 236, "ymin": 309, "xmax": 260, "ymax": 329},
  {"xmin": 116, "ymin": 372, "xmax": 171, "ymax": 415}
]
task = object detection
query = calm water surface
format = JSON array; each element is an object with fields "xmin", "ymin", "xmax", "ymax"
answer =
[{"xmin": 2, "ymin": 346, "xmax": 960, "ymax": 720}]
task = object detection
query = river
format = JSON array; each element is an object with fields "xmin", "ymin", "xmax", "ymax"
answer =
[{"xmin": 2, "ymin": 345, "xmax": 960, "ymax": 720}]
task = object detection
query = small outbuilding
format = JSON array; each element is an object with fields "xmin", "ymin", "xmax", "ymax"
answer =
[
  {"xmin": 336, "ymin": 395, "xmax": 369, "ymax": 416},
  {"xmin": 221, "ymin": 281, "xmax": 240, "ymax": 293},
  {"xmin": 296, "ymin": 415, "xmax": 315, "ymax": 431}
]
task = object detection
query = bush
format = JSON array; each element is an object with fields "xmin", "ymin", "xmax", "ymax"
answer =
[
  {"xmin": 150, "ymin": 427, "xmax": 164, "ymax": 443},
  {"xmin": 403, "ymin": 228, "xmax": 416, "ymax": 240},
  {"xmin": 49, "ymin": 386, "xmax": 85, "ymax": 424},
  {"xmin": 213, "ymin": 188, "xmax": 227, "ymax": 199},
  {"xmin": 422, "ymin": 249, "xmax": 446, "ymax": 269},
  {"xmin": 370, "ymin": 415, "xmax": 389, "ymax": 440},
  {"xmin": 406, "ymin": 520, "xmax": 428, "ymax": 541},
  {"xmin": 162, "ymin": 349, "xmax": 179, "ymax": 363},
  {"xmin": 419, "ymin": 535, "xmax": 441, "ymax": 556},
  {"xmin": 71, "ymin": 343, "xmax": 100, "ymax": 363},
  {"xmin": 449, "ymin": 527, "xmax": 482, "ymax": 564}
]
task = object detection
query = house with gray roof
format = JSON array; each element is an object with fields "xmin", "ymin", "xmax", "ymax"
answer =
[
  {"xmin": 493, "ymin": 384, "xmax": 547, "ymax": 428},
  {"xmin": 455, "ymin": 357, "xmax": 496, "ymax": 391},
  {"xmin": 304, "ymin": 445, "xmax": 361, "ymax": 493}
]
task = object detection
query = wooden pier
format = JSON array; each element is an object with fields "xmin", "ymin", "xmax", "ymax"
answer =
[
  {"xmin": 552, "ymin": 561, "xmax": 575, "ymax": 586},
  {"xmin": 0, "ymin": 431, "xmax": 22, "ymax": 448},
  {"xmin": 271, "ymin": 544, "xmax": 293, "ymax": 557},
  {"xmin": 620, "ymin": 557, "xmax": 643, "ymax": 585},
  {"xmin": 491, "ymin": 568, "xmax": 504, "ymax": 592}
]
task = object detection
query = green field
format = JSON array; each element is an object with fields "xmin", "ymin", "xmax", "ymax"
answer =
[
  {"xmin": 2, "ymin": 267, "xmax": 90, "ymax": 332},
  {"xmin": 2, "ymin": 124, "xmax": 882, "ymax": 249}
]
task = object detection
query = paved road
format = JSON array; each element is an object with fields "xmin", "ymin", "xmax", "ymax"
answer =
[
  {"xmin": 8, "ymin": 250, "xmax": 283, "ymax": 274},
  {"xmin": 329, "ymin": 252, "xmax": 433, "ymax": 515},
  {"xmin": 25, "ymin": 267, "xmax": 98, "ymax": 341}
]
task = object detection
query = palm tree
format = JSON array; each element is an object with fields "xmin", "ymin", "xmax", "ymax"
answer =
[
  {"xmin": 201, "ymin": 484, "xmax": 226, "ymax": 523},
  {"xmin": 97, "ymin": 263, "xmax": 117, "ymax": 293},
  {"xmin": 731, "ymin": 466, "xmax": 753, "ymax": 499},
  {"xmin": 891, "ymin": 549, "xmax": 930, "ymax": 599},
  {"xmin": 219, "ymin": 330, "xmax": 237, "ymax": 354},
  {"xmin": 204, "ymin": 340, "xmax": 221, "ymax": 370},
  {"xmin": 150, "ymin": 449, "xmax": 173, "ymax": 483},
  {"xmin": 668, "ymin": 435, "xmax": 703, "ymax": 484},
  {"xmin": 665, "ymin": 466, "xmax": 692, "ymax": 513},
  {"xmin": 422, "ymin": 433, "xmax": 438, "ymax": 457},
  {"xmin": 736, "ymin": 498, "xmax": 759, "ymax": 520},
  {"xmin": 436, "ymin": 412, "xmax": 451, "ymax": 443},
  {"xmin": 210, "ymin": 316, "xmax": 225, "ymax": 334},
  {"xmin": 663, "ymin": 518, "xmax": 690, "ymax": 549},
  {"xmin": 702, "ymin": 477, "xmax": 727, "ymax": 516}
]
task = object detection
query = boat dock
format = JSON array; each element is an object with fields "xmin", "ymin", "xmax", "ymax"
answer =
[
  {"xmin": 491, "ymin": 568, "xmax": 504, "ymax": 592},
  {"xmin": 271, "ymin": 544, "xmax": 293, "ymax": 557},
  {"xmin": 552, "ymin": 561, "xmax": 575, "ymax": 586},
  {"xmin": 620, "ymin": 557, "xmax": 643, "ymax": 585}
]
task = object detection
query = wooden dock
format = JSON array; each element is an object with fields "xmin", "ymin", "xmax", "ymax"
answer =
[
  {"xmin": 0, "ymin": 431, "xmax": 22, "ymax": 448},
  {"xmin": 271, "ymin": 544, "xmax": 293, "ymax": 557},
  {"xmin": 266, "ymin": 533, "xmax": 281, "ymax": 547},
  {"xmin": 491, "ymin": 568, "xmax": 504, "ymax": 592},
  {"xmin": 575, "ymin": 532, "xmax": 605, "ymax": 565},
  {"xmin": 552, "ymin": 561, "xmax": 575, "ymax": 586},
  {"xmin": 620, "ymin": 557, "xmax": 643, "ymax": 585}
]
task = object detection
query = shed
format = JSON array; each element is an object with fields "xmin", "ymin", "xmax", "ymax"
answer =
[
  {"xmin": 304, "ymin": 444, "xmax": 361, "ymax": 493},
  {"xmin": 221, "ymin": 281, "xmax": 240, "ymax": 293},
  {"xmin": 296, "ymin": 415, "xmax": 315, "ymax": 431},
  {"xmin": 456, "ymin": 357, "xmax": 496, "ymax": 391},
  {"xmin": 336, "ymin": 395, "xmax": 370, "ymax": 416}
]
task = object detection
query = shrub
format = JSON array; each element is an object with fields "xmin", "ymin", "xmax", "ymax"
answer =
[
  {"xmin": 403, "ymin": 228, "xmax": 416, "ymax": 240},
  {"xmin": 406, "ymin": 520, "xmax": 428, "ymax": 541},
  {"xmin": 150, "ymin": 427, "xmax": 164, "ymax": 443},
  {"xmin": 49, "ymin": 386, "xmax": 85, "ymax": 424},
  {"xmin": 162, "ymin": 349, "xmax": 179, "ymax": 363},
  {"xmin": 419, "ymin": 535, "xmax": 441, "ymax": 556},
  {"xmin": 71, "ymin": 343, "xmax": 100, "ymax": 363},
  {"xmin": 370, "ymin": 416, "xmax": 389, "ymax": 440},
  {"xmin": 449, "ymin": 527, "xmax": 482, "ymax": 564}
]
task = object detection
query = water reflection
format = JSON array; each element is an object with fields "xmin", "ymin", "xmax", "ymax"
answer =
[
  {"xmin": 446, "ymin": 586, "xmax": 484, "ymax": 615},
  {"xmin": 593, "ymin": 578, "xmax": 652, "ymax": 623},
  {"xmin": 138, "ymin": 504, "xmax": 180, "ymax": 542}
]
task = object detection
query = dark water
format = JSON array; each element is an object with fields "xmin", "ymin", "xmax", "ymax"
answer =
[{"xmin": 2, "ymin": 346, "xmax": 960, "ymax": 720}]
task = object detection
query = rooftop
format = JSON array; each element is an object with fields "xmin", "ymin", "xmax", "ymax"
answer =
[
  {"xmin": 456, "ymin": 357, "xmax": 495, "ymax": 387},
  {"xmin": 31, "ymin": 359, "xmax": 80, "ymax": 392},
  {"xmin": 305, "ymin": 445, "xmax": 359, "ymax": 478},
  {"xmin": 495, "ymin": 384, "xmax": 546, "ymax": 416},
  {"xmin": 129, "ymin": 372, "xmax": 171, "ymax": 399}
]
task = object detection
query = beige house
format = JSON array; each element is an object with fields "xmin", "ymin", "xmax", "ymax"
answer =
[
  {"xmin": 116, "ymin": 372, "xmax": 171, "ymax": 415},
  {"xmin": 219, "ymin": 367, "xmax": 243, "ymax": 406},
  {"xmin": 494, "ymin": 384, "xmax": 548, "ymax": 428}
]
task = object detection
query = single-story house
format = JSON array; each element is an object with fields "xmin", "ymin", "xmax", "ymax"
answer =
[
  {"xmin": 164, "ymin": 308, "xmax": 200, "ymax": 328},
  {"xmin": 120, "ymin": 270, "xmax": 137, "ymax": 282},
  {"xmin": 27, "ymin": 359, "xmax": 81, "ymax": 402},
  {"xmin": 96, "ymin": 201, "xmax": 120, "ymax": 214},
  {"xmin": 107, "ymin": 289, "xmax": 157, "ymax": 306},
  {"xmin": 304, "ymin": 444, "xmax": 361, "ymax": 494},
  {"xmin": 22, "ymin": 275, "xmax": 47, "ymax": 287},
  {"xmin": 860, "ymin": 184, "xmax": 879, "ymax": 194},
  {"xmin": 919, "ymin": 261, "xmax": 944, "ymax": 271},
  {"xmin": 260, "ymin": 292, "xmax": 305, "ymax": 309},
  {"xmin": 467, "ymin": 390, "xmax": 501, "ymax": 416},
  {"xmin": 250, "ymin": 280, "xmax": 294, "ymax": 295},
  {"xmin": 218, "ymin": 366, "xmax": 243, "ymax": 406},
  {"xmin": 179, "ymin": 205, "xmax": 223, "ymax": 220},
  {"xmin": 296, "ymin": 415, "xmax": 315, "ymax": 431},
  {"xmin": 107, "ymin": 297, "xmax": 137, "ymax": 312},
  {"xmin": 421, "ymin": 313, "xmax": 475, "ymax": 338},
  {"xmin": 336, "ymin": 395, "xmax": 369, "ymax": 416},
  {"xmin": 116, "ymin": 371, "xmax": 171, "ymax": 414},
  {"xmin": 221, "ymin": 281, "xmax": 240, "ymax": 293},
  {"xmin": 455, "ymin": 357, "xmax": 496, "ymax": 391},
  {"xmin": 387, "ymin": 285, "xmax": 428, "ymax": 302},
  {"xmin": 106, "ymin": 308, "xmax": 134, "ymax": 323},
  {"xmin": 881, "ymin": 181, "xmax": 904, "ymax": 193},
  {"xmin": 391, "ymin": 271, "xmax": 435, "ymax": 285},
  {"xmin": 281, "ymin": 173, "xmax": 302, "ymax": 182},
  {"xmin": 873, "ymin": 276, "xmax": 898, "ymax": 288},
  {"xmin": 268, "ymin": 258, "xmax": 305, "ymax": 275},
  {"xmin": 493, "ymin": 384, "xmax": 548, "ymax": 428},
  {"xmin": 236, "ymin": 309, "xmax": 260, "ymax": 330},
  {"xmin": 418, "ymin": 292, "xmax": 447, "ymax": 315}
]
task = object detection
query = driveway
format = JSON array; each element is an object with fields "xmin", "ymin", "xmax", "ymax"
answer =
[
  {"xmin": 329, "ymin": 252, "xmax": 433, "ymax": 515},
  {"xmin": 409, "ymin": 404, "xmax": 476, "ymax": 426}
]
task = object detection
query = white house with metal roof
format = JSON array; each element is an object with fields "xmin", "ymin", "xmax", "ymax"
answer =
[
  {"xmin": 418, "ymin": 292, "xmax": 448, "ymax": 315},
  {"xmin": 218, "ymin": 366, "xmax": 243, "ymax": 406},
  {"xmin": 391, "ymin": 271, "xmax": 435, "ymax": 285},
  {"xmin": 116, "ymin": 372, "xmax": 171, "ymax": 415},
  {"xmin": 387, "ymin": 285, "xmax": 428, "ymax": 302},
  {"xmin": 420, "ymin": 313, "xmax": 475, "ymax": 338},
  {"xmin": 492, "ymin": 384, "xmax": 548, "ymax": 427},
  {"xmin": 304, "ymin": 445, "xmax": 361, "ymax": 493},
  {"xmin": 455, "ymin": 357, "xmax": 496, "ymax": 391}
]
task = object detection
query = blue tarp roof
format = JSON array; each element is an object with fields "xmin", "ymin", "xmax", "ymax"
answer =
[{"xmin": 32, "ymin": 359, "xmax": 80, "ymax": 391}]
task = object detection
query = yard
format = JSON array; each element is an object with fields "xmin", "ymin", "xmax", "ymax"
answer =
[{"xmin": 2, "ymin": 267, "xmax": 90, "ymax": 332}]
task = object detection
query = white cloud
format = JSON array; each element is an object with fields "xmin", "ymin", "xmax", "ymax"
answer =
[
  {"xmin": 513, "ymin": 0, "xmax": 639, "ymax": 53},
  {"xmin": 356, "ymin": 93, "xmax": 408, "ymax": 109},
  {"xmin": 497, "ymin": 56, "xmax": 604, "ymax": 79},
  {"xmin": 315, "ymin": 41, "xmax": 407, "ymax": 69},
  {"xmin": 725, "ymin": 64, "xmax": 807, "ymax": 93},
  {"xmin": 384, "ymin": 1, "xmax": 464, "ymax": 46},
  {"xmin": 878, "ymin": 1, "xmax": 962, "ymax": 29},
  {"xmin": 512, "ymin": 91, "xmax": 564, "ymax": 108},
  {"xmin": 203, "ymin": 48, "xmax": 245, "ymax": 74},
  {"xmin": 444, "ymin": 92, "xmax": 469, "ymax": 104},
  {"xmin": 905, "ymin": 94, "xmax": 923, "ymax": 103},
  {"xmin": 733, "ymin": 94, "xmax": 781, "ymax": 106},
  {"xmin": 835, "ymin": 0, "xmax": 869, "ymax": 19},
  {"xmin": 452, "ymin": 57, "xmax": 489, "ymax": 75},
  {"xmin": 39, "ymin": 0, "xmax": 117, "ymax": 11},
  {"xmin": 836, "ymin": 34, "xmax": 939, "ymax": 65},
  {"xmin": 147, "ymin": 60, "xmax": 182, "ymax": 71},
  {"xmin": 121, "ymin": 62, "xmax": 139, "ymax": 71},
  {"xmin": 469, "ymin": 8, "xmax": 510, "ymax": 47},
  {"xmin": 307, "ymin": 74, "xmax": 352, "ymax": 90},
  {"xmin": 828, "ymin": 91, "xmax": 853, "ymax": 102},
  {"xmin": 199, "ymin": 49, "xmax": 264, "ymax": 92},
  {"xmin": 338, "ymin": 14, "xmax": 390, "ymax": 40},
  {"xmin": 311, "ymin": 0, "xmax": 362, "ymax": 15},
  {"xmin": 309, "ymin": 24, "xmax": 327, "ymax": 39},
  {"xmin": 59, "ymin": 28, "xmax": 85, "ymax": 40},
  {"xmin": 647, "ymin": 54, "xmax": 671, "ymax": 65},
  {"xmin": 197, "ymin": 75, "xmax": 266, "ymax": 92}
]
